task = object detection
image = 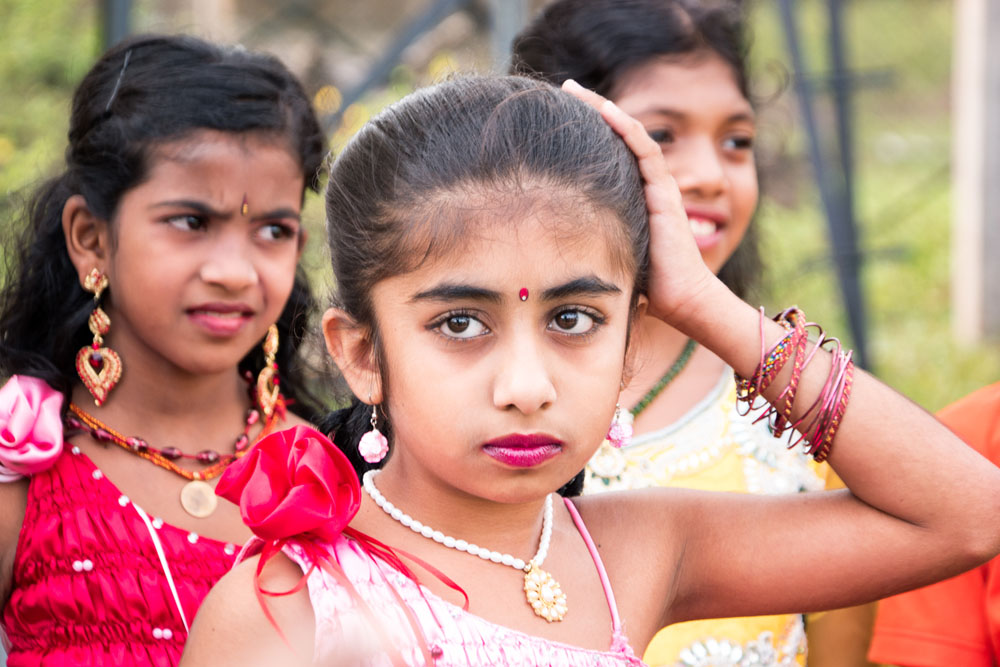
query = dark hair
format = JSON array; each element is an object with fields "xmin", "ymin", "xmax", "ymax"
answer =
[
  {"xmin": 511, "ymin": 0, "xmax": 761, "ymax": 298},
  {"xmin": 0, "ymin": 34, "xmax": 329, "ymax": 420},
  {"xmin": 320, "ymin": 75, "xmax": 649, "ymax": 495}
]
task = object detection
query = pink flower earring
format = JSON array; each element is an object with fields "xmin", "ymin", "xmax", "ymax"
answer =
[
  {"xmin": 358, "ymin": 404, "xmax": 389, "ymax": 463},
  {"xmin": 605, "ymin": 403, "xmax": 633, "ymax": 449}
]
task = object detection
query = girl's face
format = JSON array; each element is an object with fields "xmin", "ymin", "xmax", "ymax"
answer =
[
  {"xmin": 612, "ymin": 52, "xmax": 758, "ymax": 275},
  {"xmin": 104, "ymin": 131, "xmax": 305, "ymax": 378},
  {"xmin": 367, "ymin": 197, "xmax": 633, "ymax": 502}
]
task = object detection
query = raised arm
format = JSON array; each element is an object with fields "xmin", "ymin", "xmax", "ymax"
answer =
[{"xmin": 563, "ymin": 79, "xmax": 1000, "ymax": 628}]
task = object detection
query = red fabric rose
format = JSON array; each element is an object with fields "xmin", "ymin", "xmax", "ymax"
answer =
[{"xmin": 216, "ymin": 425, "xmax": 360, "ymax": 542}]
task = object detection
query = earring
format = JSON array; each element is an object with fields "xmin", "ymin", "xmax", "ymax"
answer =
[
  {"xmin": 75, "ymin": 268, "xmax": 123, "ymax": 406},
  {"xmin": 358, "ymin": 405, "xmax": 389, "ymax": 463},
  {"xmin": 605, "ymin": 403, "xmax": 633, "ymax": 449},
  {"xmin": 256, "ymin": 324, "xmax": 281, "ymax": 419}
]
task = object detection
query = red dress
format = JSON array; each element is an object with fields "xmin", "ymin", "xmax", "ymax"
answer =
[{"xmin": 2, "ymin": 446, "xmax": 237, "ymax": 666}]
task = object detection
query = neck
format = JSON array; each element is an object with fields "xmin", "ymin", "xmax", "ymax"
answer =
[
  {"xmin": 369, "ymin": 460, "xmax": 552, "ymax": 560},
  {"xmin": 71, "ymin": 364, "xmax": 253, "ymax": 456},
  {"xmin": 621, "ymin": 317, "xmax": 691, "ymax": 405}
]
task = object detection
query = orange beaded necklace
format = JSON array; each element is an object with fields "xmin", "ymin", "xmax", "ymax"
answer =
[{"xmin": 65, "ymin": 387, "xmax": 285, "ymax": 517}]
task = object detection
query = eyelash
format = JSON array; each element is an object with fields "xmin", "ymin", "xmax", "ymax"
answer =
[
  {"xmin": 427, "ymin": 306, "xmax": 607, "ymax": 343},
  {"xmin": 548, "ymin": 306, "xmax": 606, "ymax": 340}
]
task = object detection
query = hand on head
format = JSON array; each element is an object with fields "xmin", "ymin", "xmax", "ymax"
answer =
[{"xmin": 561, "ymin": 79, "xmax": 721, "ymax": 328}]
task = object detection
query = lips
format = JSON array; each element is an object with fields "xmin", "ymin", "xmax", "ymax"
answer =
[
  {"xmin": 685, "ymin": 207, "xmax": 726, "ymax": 250},
  {"xmin": 186, "ymin": 302, "xmax": 255, "ymax": 336},
  {"xmin": 482, "ymin": 433, "xmax": 564, "ymax": 468}
]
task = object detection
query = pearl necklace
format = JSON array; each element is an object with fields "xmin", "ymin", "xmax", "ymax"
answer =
[{"xmin": 361, "ymin": 470, "xmax": 568, "ymax": 622}]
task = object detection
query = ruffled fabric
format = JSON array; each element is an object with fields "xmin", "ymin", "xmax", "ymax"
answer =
[
  {"xmin": 2, "ymin": 447, "xmax": 237, "ymax": 666},
  {"xmin": 216, "ymin": 424, "xmax": 360, "ymax": 542},
  {"xmin": 285, "ymin": 537, "xmax": 646, "ymax": 666},
  {"xmin": 0, "ymin": 375, "xmax": 64, "ymax": 481}
]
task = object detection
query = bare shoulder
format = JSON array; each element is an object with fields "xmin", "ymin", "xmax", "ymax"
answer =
[
  {"xmin": 181, "ymin": 553, "xmax": 315, "ymax": 667},
  {"xmin": 0, "ymin": 478, "xmax": 29, "ymax": 609}
]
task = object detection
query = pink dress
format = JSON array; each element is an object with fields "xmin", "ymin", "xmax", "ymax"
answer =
[
  {"xmin": 2, "ymin": 447, "xmax": 238, "ymax": 666},
  {"xmin": 285, "ymin": 498, "xmax": 646, "ymax": 666}
]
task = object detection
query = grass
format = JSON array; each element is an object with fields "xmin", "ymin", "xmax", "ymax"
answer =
[{"xmin": 748, "ymin": 0, "xmax": 999, "ymax": 411}]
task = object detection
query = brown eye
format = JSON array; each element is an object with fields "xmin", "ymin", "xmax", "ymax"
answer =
[
  {"xmin": 555, "ymin": 311, "xmax": 579, "ymax": 330},
  {"xmin": 447, "ymin": 316, "xmax": 470, "ymax": 333},
  {"xmin": 434, "ymin": 314, "xmax": 488, "ymax": 340},
  {"xmin": 548, "ymin": 309, "xmax": 598, "ymax": 335}
]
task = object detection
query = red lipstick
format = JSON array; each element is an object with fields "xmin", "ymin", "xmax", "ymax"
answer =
[
  {"xmin": 186, "ymin": 302, "xmax": 254, "ymax": 336},
  {"xmin": 482, "ymin": 434, "xmax": 563, "ymax": 468}
]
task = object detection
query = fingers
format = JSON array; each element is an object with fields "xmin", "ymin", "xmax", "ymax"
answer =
[
  {"xmin": 561, "ymin": 78, "xmax": 604, "ymax": 109},
  {"xmin": 561, "ymin": 79, "xmax": 682, "ymax": 212}
]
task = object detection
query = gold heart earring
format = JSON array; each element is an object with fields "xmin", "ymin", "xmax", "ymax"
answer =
[
  {"xmin": 75, "ymin": 268, "xmax": 123, "ymax": 406},
  {"xmin": 255, "ymin": 324, "xmax": 281, "ymax": 419}
]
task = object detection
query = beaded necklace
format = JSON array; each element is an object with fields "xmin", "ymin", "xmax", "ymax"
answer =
[
  {"xmin": 66, "ymin": 384, "xmax": 283, "ymax": 518},
  {"xmin": 362, "ymin": 470, "xmax": 568, "ymax": 622},
  {"xmin": 630, "ymin": 338, "xmax": 697, "ymax": 417}
]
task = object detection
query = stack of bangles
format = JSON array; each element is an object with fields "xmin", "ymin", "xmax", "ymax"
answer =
[{"xmin": 734, "ymin": 307, "xmax": 854, "ymax": 462}]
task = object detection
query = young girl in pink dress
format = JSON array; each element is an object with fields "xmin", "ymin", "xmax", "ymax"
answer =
[
  {"xmin": 182, "ymin": 75, "xmax": 1000, "ymax": 666},
  {"xmin": 0, "ymin": 34, "xmax": 326, "ymax": 666}
]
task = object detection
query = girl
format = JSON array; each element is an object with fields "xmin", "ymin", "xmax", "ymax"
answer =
[
  {"xmin": 0, "ymin": 34, "xmax": 326, "ymax": 665},
  {"xmin": 511, "ymin": 2, "xmax": 871, "ymax": 664},
  {"xmin": 182, "ymin": 75, "xmax": 1000, "ymax": 666}
]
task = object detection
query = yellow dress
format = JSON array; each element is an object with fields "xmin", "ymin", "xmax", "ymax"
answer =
[{"xmin": 584, "ymin": 370, "xmax": 840, "ymax": 667}]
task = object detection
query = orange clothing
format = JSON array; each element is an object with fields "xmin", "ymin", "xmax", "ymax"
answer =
[{"xmin": 868, "ymin": 381, "xmax": 1000, "ymax": 667}]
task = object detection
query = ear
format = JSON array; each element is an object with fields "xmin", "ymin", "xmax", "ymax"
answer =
[
  {"xmin": 62, "ymin": 194, "xmax": 112, "ymax": 286},
  {"xmin": 322, "ymin": 307, "xmax": 383, "ymax": 404},
  {"xmin": 622, "ymin": 294, "xmax": 649, "ymax": 388}
]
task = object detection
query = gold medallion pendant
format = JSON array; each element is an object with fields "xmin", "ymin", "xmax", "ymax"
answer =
[
  {"xmin": 180, "ymin": 480, "xmax": 218, "ymax": 518},
  {"xmin": 524, "ymin": 561, "xmax": 568, "ymax": 622}
]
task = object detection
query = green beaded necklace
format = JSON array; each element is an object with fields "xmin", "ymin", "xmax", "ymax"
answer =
[{"xmin": 630, "ymin": 338, "xmax": 698, "ymax": 417}]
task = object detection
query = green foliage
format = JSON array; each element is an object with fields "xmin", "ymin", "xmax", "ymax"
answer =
[
  {"xmin": 0, "ymin": 2, "xmax": 99, "ymax": 199},
  {"xmin": 749, "ymin": 0, "xmax": 998, "ymax": 411}
]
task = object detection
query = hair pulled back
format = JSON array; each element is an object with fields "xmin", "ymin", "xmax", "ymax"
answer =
[
  {"xmin": 511, "ymin": 0, "xmax": 761, "ymax": 298},
  {"xmin": 0, "ymin": 33, "xmax": 328, "ymax": 419},
  {"xmin": 321, "ymin": 75, "xmax": 648, "ymax": 493}
]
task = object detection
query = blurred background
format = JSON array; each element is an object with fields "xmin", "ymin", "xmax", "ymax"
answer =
[{"xmin": 1, "ymin": 0, "xmax": 997, "ymax": 412}]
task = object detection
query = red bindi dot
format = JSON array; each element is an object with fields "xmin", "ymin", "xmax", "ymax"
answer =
[{"xmin": 519, "ymin": 287, "xmax": 529, "ymax": 301}]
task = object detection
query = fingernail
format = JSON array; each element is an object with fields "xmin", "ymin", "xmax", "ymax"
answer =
[{"xmin": 562, "ymin": 78, "xmax": 583, "ymax": 92}]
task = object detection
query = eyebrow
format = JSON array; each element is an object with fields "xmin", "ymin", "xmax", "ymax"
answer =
[
  {"xmin": 150, "ymin": 199, "xmax": 301, "ymax": 221},
  {"xmin": 411, "ymin": 276, "xmax": 621, "ymax": 303},
  {"xmin": 638, "ymin": 107, "xmax": 756, "ymax": 125}
]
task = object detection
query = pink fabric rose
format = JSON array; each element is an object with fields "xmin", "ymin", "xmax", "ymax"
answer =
[
  {"xmin": 0, "ymin": 375, "xmax": 64, "ymax": 481},
  {"xmin": 216, "ymin": 425, "xmax": 361, "ymax": 542}
]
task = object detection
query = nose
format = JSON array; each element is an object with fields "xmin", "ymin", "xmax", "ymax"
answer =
[
  {"xmin": 492, "ymin": 332, "xmax": 556, "ymax": 415},
  {"xmin": 670, "ymin": 136, "xmax": 726, "ymax": 199},
  {"xmin": 199, "ymin": 234, "xmax": 258, "ymax": 291}
]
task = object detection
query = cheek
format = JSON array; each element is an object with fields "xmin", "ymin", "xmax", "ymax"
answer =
[
  {"xmin": 262, "ymin": 252, "xmax": 301, "ymax": 311},
  {"xmin": 729, "ymin": 166, "xmax": 759, "ymax": 230}
]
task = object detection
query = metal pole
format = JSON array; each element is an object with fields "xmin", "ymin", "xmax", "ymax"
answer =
[
  {"xmin": 486, "ymin": 0, "xmax": 527, "ymax": 70},
  {"xmin": 102, "ymin": 0, "xmax": 133, "ymax": 50},
  {"xmin": 322, "ymin": 0, "xmax": 471, "ymax": 132},
  {"xmin": 777, "ymin": 0, "xmax": 870, "ymax": 368}
]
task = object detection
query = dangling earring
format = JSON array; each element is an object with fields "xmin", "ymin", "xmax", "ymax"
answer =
[
  {"xmin": 76, "ymin": 268, "xmax": 123, "ymax": 407},
  {"xmin": 256, "ymin": 324, "xmax": 281, "ymax": 419},
  {"xmin": 358, "ymin": 404, "xmax": 389, "ymax": 463},
  {"xmin": 605, "ymin": 403, "xmax": 633, "ymax": 449}
]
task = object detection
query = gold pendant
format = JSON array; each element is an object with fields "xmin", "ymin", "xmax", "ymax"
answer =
[
  {"xmin": 180, "ymin": 480, "xmax": 218, "ymax": 518},
  {"xmin": 523, "ymin": 562, "xmax": 567, "ymax": 622}
]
